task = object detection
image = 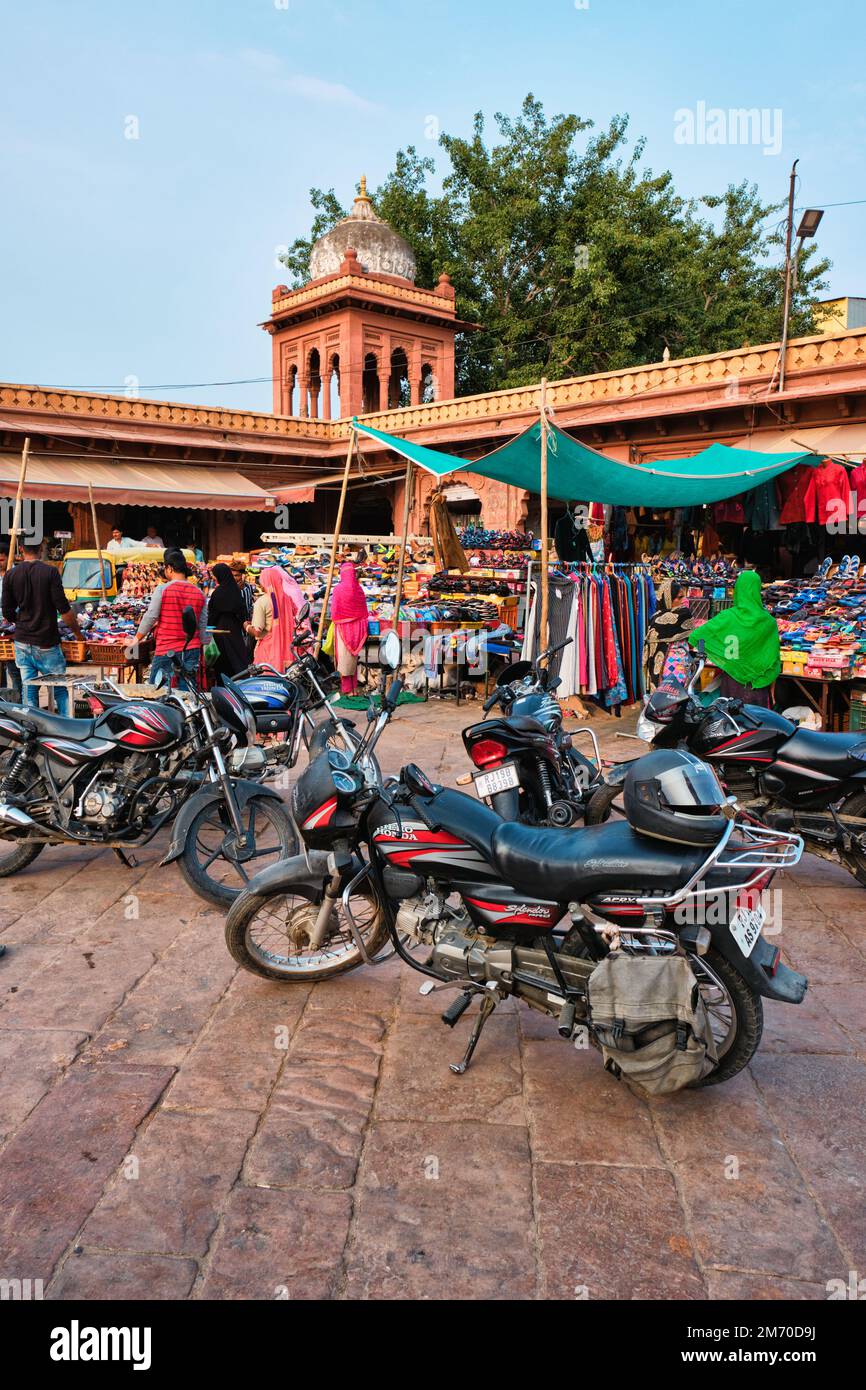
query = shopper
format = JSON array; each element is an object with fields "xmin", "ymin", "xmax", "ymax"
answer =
[
  {"xmin": 688, "ymin": 569, "xmax": 780, "ymax": 707},
  {"xmin": 141, "ymin": 525, "xmax": 164, "ymax": 549},
  {"xmin": 330, "ymin": 560, "xmax": 370, "ymax": 695},
  {"xmin": 0, "ymin": 544, "xmax": 21, "ymax": 699},
  {"xmin": 106, "ymin": 527, "xmax": 137, "ymax": 554},
  {"xmin": 207, "ymin": 563, "xmax": 249, "ymax": 679},
  {"xmin": 230, "ymin": 560, "xmax": 255, "ymax": 659},
  {"xmin": 245, "ymin": 566, "xmax": 299, "ymax": 671},
  {"xmin": 2, "ymin": 541, "xmax": 83, "ymax": 716},
  {"xmin": 128, "ymin": 548, "xmax": 206, "ymax": 688},
  {"xmin": 643, "ymin": 581, "xmax": 696, "ymax": 692}
]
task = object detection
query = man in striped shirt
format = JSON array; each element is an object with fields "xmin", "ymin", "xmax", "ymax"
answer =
[{"xmin": 129, "ymin": 549, "xmax": 206, "ymax": 688}]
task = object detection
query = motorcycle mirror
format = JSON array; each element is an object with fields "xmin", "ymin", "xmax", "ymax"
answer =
[
  {"xmin": 181, "ymin": 605, "xmax": 198, "ymax": 641},
  {"xmin": 378, "ymin": 629, "xmax": 401, "ymax": 671},
  {"xmin": 296, "ymin": 600, "xmax": 311, "ymax": 623}
]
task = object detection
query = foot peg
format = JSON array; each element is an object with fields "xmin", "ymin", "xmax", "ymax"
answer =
[
  {"xmin": 449, "ymin": 992, "xmax": 497, "ymax": 1075},
  {"xmin": 441, "ymin": 991, "xmax": 473, "ymax": 1027}
]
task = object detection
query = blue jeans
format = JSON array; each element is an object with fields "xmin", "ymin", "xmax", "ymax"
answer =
[
  {"xmin": 14, "ymin": 642, "xmax": 69, "ymax": 717},
  {"xmin": 149, "ymin": 648, "xmax": 200, "ymax": 691}
]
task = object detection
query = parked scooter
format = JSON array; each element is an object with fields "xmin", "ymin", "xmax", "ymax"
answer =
[
  {"xmin": 0, "ymin": 607, "xmax": 296, "ymax": 907},
  {"xmin": 224, "ymin": 633, "xmax": 806, "ymax": 1090},
  {"xmin": 593, "ymin": 644, "xmax": 866, "ymax": 887},
  {"xmin": 462, "ymin": 638, "xmax": 604, "ymax": 825}
]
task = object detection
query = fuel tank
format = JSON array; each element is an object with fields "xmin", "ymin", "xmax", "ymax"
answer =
[
  {"xmin": 93, "ymin": 701, "xmax": 185, "ymax": 751},
  {"xmin": 691, "ymin": 703, "xmax": 795, "ymax": 766}
]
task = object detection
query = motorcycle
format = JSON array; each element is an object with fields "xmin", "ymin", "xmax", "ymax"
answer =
[
  {"xmin": 593, "ymin": 644, "xmax": 866, "ymax": 887},
  {"xmin": 462, "ymin": 637, "xmax": 603, "ymax": 826},
  {"xmin": 84, "ymin": 603, "xmax": 371, "ymax": 782},
  {"xmin": 0, "ymin": 607, "xmax": 296, "ymax": 907},
  {"xmin": 224, "ymin": 633, "xmax": 806, "ymax": 1088}
]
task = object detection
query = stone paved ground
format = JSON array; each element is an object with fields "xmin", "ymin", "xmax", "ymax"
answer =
[{"xmin": 0, "ymin": 697, "xmax": 864, "ymax": 1301}]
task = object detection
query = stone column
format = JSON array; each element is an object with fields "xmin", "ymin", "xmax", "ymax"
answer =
[{"xmin": 378, "ymin": 369, "xmax": 391, "ymax": 413}]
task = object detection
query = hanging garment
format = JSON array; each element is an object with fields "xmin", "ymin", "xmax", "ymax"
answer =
[
  {"xmin": 803, "ymin": 460, "xmax": 850, "ymax": 526},
  {"xmin": 743, "ymin": 479, "xmax": 782, "ymax": 532},
  {"xmin": 778, "ymin": 463, "xmax": 814, "ymax": 525},
  {"xmin": 850, "ymin": 462, "xmax": 866, "ymax": 516}
]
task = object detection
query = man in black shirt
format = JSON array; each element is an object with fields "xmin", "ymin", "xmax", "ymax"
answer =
[{"xmin": 1, "ymin": 543, "xmax": 83, "ymax": 716}]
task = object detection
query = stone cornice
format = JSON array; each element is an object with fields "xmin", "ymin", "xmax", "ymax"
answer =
[
  {"xmin": 268, "ymin": 272, "xmax": 455, "ymax": 322},
  {"xmin": 3, "ymin": 326, "xmax": 865, "ymax": 461}
]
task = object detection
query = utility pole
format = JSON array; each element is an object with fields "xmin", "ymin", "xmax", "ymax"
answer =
[{"xmin": 778, "ymin": 159, "xmax": 798, "ymax": 394}]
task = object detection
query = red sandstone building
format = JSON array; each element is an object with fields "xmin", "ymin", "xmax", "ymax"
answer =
[{"xmin": 2, "ymin": 183, "xmax": 866, "ymax": 553}]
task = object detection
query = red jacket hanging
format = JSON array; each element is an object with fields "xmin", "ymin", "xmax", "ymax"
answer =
[
  {"xmin": 850, "ymin": 462, "xmax": 866, "ymax": 516},
  {"xmin": 803, "ymin": 459, "xmax": 849, "ymax": 525},
  {"xmin": 778, "ymin": 463, "xmax": 815, "ymax": 525}
]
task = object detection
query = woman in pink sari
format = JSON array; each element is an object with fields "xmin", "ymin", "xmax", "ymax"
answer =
[
  {"xmin": 331, "ymin": 561, "xmax": 369, "ymax": 694},
  {"xmin": 246, "ymin": 566, "xmax": 307, "ymax": 670}
]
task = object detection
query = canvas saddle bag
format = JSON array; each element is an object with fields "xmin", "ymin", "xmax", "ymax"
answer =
[{"xmin": 585, "ymin": 952, "xmax": 718, "ymax": 1095}]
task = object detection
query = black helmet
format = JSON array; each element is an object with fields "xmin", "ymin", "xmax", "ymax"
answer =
[
  {"xmin": 645, "ymin": 678, "xmax": 689, "ymax": 723},
  {"xmin": 623, "ymin": 748, "xmax": 730, "ymax": 846}
]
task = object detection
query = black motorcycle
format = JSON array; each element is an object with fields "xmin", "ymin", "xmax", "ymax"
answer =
[
  {"xmin": 224, "ymin": 636, "xmax": 805, "ymax": 1088},
  {"xmin": 0, "ymin": 608, "xmax": 296, "ymax": 907},
  {"xmin": 594, "ymin": 646, "xmax": 866, "ymax": 887},
  {"xmin": 462, "ymin": 638, "xmax": 603, "ymax": 826}
]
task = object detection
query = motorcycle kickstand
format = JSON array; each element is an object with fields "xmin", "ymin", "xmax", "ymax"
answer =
[
  {"xmin": 113, "ymin": 848, "xmax": 138, "ymax": 868},
  {"xmin": 449, "ymin": 989, "xmax": 498, "ymax": 1076}
]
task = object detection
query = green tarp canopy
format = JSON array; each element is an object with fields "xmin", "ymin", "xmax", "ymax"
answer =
[{"xmin": 353, "ymin": 418, "xmax": 812, "ymax": 507}]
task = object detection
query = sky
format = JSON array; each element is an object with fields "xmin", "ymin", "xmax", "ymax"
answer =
[{"xmin": 1, "ymin": 0, "xmax": 864, "ymax": 411}]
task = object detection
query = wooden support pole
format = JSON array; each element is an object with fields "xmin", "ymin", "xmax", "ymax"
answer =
[
  {"xmin": 316, "ymin": 427, "xmax": 356, "ymax": 648},
  {"xmin": 539, "ymin": 379, "xmax": 550, "ymax": 658},
  {"xmin": 87, "ymin": 483, "xmax": 108, "ymax": 602},
  {"xmin": 392, "ymin": 459, "xmax": 414, "ymax": 641},
  {"xmin": 8, "ymin": 436, "xmax": 30, "ymax": 566}
]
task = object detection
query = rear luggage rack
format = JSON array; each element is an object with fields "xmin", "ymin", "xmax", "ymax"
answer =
[{"xmin": 634, "ymin": 817, "xmax": 803, "ymax": 909}]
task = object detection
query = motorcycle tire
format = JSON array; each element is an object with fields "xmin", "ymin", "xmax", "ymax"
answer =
[
  {"xmin": 225, "ymin": 879, "xmax": 389, "ymax": 982},
  {"xmin": 179, "ymin": 796, "xmax": 298, "ymax": 909},
  {"xmin": 0, "ymin": 837, "xmax": 45, "ymax": 878},
  {"xmin": 688, "ymin": 947, "xmax": 763, "ymax": 1087},
  {"xmin": 836, "ymin": 791, "xmax": 866, "ymax": 888},
  {"xmin": 584, "ymin": 779, "xmax": 622, "ymax": 824}
]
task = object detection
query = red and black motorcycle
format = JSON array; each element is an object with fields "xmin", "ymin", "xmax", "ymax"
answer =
[
  {"xmin": 0, "ymin": 609, "xmax": 295, "ymax": 906},
  {"xmin": 224, "ymin": 641, "xmax": 806, "ymax": 1087}
]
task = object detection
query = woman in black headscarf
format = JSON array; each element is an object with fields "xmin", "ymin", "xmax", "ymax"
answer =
[{"xmin": 207, "ymin": 563, "xmax": 249, "ymax": 679}]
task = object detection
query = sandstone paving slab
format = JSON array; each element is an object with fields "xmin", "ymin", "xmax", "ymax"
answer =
[
  {"xmin": 13, "ymin": 865, "xmax": 153, "ymax": 944},
  {"xmin": 522, "ymin": 1040, "xmax": 665, "ymax": 1167},
  {"xmin": 751, "ymin": 1052, "xmax": 866, "ymax": 1269},
  {"xmin": 196, "ymin": 1186, "xmax": 352, "ymax": 1300},
  {"xmin": 812, "ymin": 981, "xmax": 866, "ymax": 1051},
  {"xmin": 345, "ymin": 1120, "xmax": 535, "ymax": 1299},
  {"xmin": 535, "ymin": 1163, "xmax": 705, "ymax": 1300},
  {"xmin": 0, "ymin": 942, "xmax": 65, "ymax": 1007},
  {"xmin": 776, "ymin": 923, "xmax": 866, "ymax": 984},
  {"xmin": 0, "ymin": 1062, "xmax": 173, "ymax": 1281},
  {"xmin": 761, "ymin": 991, "xmax": 853, "ymax": 1055},
  {"xmin": 0, "ymin": 1028, "xmax": 88, "ymax": 1147},
  {"xmin": 644, "ymin": 1072, "xmax": 843, "ymax": 1281},
  {"xmin": 301, "ymin": 954, "xmax": 403, "ymax": 1015},
  {"xmin": 375, "ymin": 1010, "xmax": 523, "ymax": 1125},
  {"xmin": 163, "ymin": 973, "xmax": 310, "ymax": 1112},
  {"xmin": 704, "ymin": 1270, "xmax": 829, "ymax": 1300},
  {"xmin": 83, "ymin": 914, "xmax": 239, "ymax": 1067},
  {"xmin": 79, "ymin": 1107, "xmax": 256, "ymax": 1258},
  {"xmin": 48, "ymin": 1251, "xmax": 197, "ymax": 1300},
  {"xmin": 0, "ymin": 936, "xmax": 158, "ymax": 1034}
]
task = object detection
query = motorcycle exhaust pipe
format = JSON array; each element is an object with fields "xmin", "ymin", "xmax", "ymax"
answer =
[{"xmin": 0, "ymin": 803, "xmax": 42, "ymax": 835}]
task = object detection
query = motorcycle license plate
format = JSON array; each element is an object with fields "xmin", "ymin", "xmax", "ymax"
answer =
[
  {"xmin": 729, "ymin": 903, "xmax": 765, "ymax": 958},
  {"xmin": 473, "ymin": 761, "xmax": 520, "ymax": 800}
]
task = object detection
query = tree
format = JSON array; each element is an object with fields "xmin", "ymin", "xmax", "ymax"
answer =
[{"xmin": 281, "ymin": 95, "xmax": 830, "ymax": 394}]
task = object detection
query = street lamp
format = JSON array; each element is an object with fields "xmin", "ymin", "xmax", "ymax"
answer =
[{"xmin": 779, "ymin": 162, "xmax": 825, "ymax": 392}]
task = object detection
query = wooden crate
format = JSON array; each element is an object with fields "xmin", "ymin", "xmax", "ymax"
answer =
[
  {"xmin": 61, "ymin": 640, "xmax": 89, "ymax": 662},
  {"xmin": 0, "ymin": 639, "xmax": 15, "ymax": 662}
]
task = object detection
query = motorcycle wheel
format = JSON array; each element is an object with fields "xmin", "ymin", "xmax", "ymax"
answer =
[
  {"xmin": 179, "ymin": 797, "xmax": 298, "ymax": 909},
  {"xmin": 225, "ymin": 880, "xmax": 389, "ymax": 981},
  {"xmin": 688, "ymin": 947, "xmax": 763, "ymax": 1087},
  {"xmin": 0, "ymin": 751, "xmax": 45, "ymax": 877},
  {"xmin": 584, "ymin": 779, "xmax": 622, "ymax": 824},
  {"xmin": 836, "ymin": 791, "xmax": 866, "ymax": 887}
]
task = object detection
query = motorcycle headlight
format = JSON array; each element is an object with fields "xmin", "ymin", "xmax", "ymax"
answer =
[{"xmin": 636, "ymin": 711, "xmax": 660, "ymax": 743}]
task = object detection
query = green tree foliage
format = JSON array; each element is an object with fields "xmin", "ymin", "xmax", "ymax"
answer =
[{"xmin": 280, "ymin": 96, "xmax": 829, "ymax": 395}]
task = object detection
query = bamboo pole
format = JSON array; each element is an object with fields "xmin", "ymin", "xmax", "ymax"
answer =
[
  {"xmin": 87, "ymin": 483, "xmax": 108, "ymax": 602},
  {"xmin": 315, "ymin": 426, "xmax": 357, "ymax": 649},
  {"xmin": 392, "ymin": 459, "xmax": 414, "ymax": 644},
  {"xmin": 7, "ymin": 436, "xmax": 31, "ymax": 566},
  {"xmin": 539, "ymin": 379, "xmax": 550, "ymax": 659}
]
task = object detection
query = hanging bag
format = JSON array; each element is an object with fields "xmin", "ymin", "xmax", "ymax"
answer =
[{"xmin": 585, "ymin": 952, "xmax": 718, "ymax": 1096}]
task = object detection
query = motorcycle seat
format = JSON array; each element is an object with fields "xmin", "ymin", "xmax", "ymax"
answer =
[
  {"xmin": 5, "ymin": 704, "xmax": 96, "ymax": 740},
  {"xmin": 492, "ymin": 818, "xmax": 725, "ymax": 900},
  {"xmin": 778, "ymin": 726, "xmax": 866, "ymax": 778}
]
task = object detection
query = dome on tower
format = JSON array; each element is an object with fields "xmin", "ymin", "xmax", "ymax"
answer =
[{"xmin": 308, "ymin": 176, "xmax": 417, "ymax": 284}]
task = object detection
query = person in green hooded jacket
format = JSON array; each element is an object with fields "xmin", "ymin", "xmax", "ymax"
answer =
[{"xmin": 687, "ymin": 569, "xmax": 780, "ymax": 707}]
